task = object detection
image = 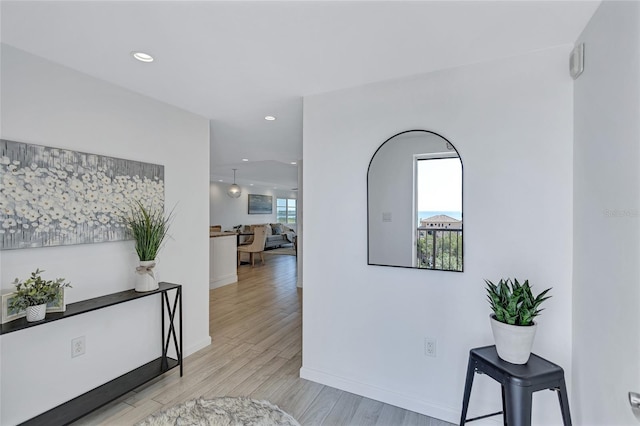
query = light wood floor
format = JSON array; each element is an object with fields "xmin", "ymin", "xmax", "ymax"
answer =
[{"xmin": 73, "ymin": 255, "xmax": 453, "ymax": 425}]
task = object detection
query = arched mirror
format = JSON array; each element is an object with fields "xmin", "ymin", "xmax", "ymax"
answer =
[{"xmin": 367, "ymin": 130, "xmax": 463, "ymax": 271}]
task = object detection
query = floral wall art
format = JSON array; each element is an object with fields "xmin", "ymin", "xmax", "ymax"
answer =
[{"xmin": 0, "ymin": 140, "xmax": 164, "ymax": 250}]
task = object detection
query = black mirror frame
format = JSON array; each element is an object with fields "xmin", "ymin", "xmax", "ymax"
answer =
[{"xmin": 366, "ymin": 129, "xmax": 464, "ymax": 271}]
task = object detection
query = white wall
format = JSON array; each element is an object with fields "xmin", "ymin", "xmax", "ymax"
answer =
[
  {"xmin": 0, "ymin": 45, "xmax": 211, "ymax": 424},
  {"xmin": 296, "ymin": 161, "xmax": 303, "ymax": 288},
  {"xmin": 209, "ymin": 181, "xmax": 296, "ymax": 230},
  {"xmin": 573, "ymin": 2, "xmax": 640, "ymax": 425},
  {"xmin": 302, "ymin": 46, "xmax": 574, "ymax": 425}
]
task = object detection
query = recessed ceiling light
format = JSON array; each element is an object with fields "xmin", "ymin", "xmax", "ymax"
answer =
[
  {"xmin": 131, "ymin": 51, "xmax": 154, "ymax": 63},
  {"xmin": 218, "ymin": 179, "xmax": 223, "ymax": 182},
  {"xmin": 290, "ymin": 162, "xmax": 297, "ymax": 165},
  {"xmin": 250, "ymin": 184, "xmax": 254, "ymax": 186},
  {"xmin": 242, "ymin": 158, "xmax": 249, "ymax": 162},
  {"xmin": 264, "ymin": 116, "xmax": 276, "ymax": 121}
]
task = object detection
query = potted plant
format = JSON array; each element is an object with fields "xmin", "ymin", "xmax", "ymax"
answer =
[
  {"xmin": 122, "ymin": 201, "xmax": 173, "ymax": 292},
  {"xmin": 9, "ymin": 269, "xmax": 71, "ymax": 322},
  {"xmin": 485, "ymin": 278, "xmax": 551, "ymax": 364}
]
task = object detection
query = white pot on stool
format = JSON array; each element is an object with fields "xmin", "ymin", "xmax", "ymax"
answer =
[{"xmin": 490, "ymin": 314, "xmax": 537, "ymax": 364}]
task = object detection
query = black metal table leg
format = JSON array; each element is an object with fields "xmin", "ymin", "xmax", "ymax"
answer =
[
  {"xmin": 460, "ymin": 355, "xmax": 476, "ymax": 425},
  {"xmin": 161, "ymin": 287, "xmax": 182, "ymax": 377}
]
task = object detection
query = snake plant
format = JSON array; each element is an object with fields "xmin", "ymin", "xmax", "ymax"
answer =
[{"xmin": 485, "ymin": 278, "xmax": 551, "ymax": 326}]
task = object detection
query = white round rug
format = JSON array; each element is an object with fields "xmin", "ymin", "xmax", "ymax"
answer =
[{"xmin": 136, "ymin": 397, "xmax": 301, "ymax": 426}]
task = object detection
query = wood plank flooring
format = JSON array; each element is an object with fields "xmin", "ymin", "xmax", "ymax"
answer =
[{"xmin": 72, "ymin": 255, "xmax": 453, "ymax": 425}]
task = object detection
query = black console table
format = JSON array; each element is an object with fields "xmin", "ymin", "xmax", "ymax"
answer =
[{"xmin": 0, "ymin": 282, "xmax": 183, "ymax": 426}]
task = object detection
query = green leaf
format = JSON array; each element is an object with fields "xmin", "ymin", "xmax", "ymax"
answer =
[
  {"xmin": 121, "ymin": 201, "xmax": 174, "ymax": 261},
  {"xmin": 9, "ymin": 269, "xmax": 71, "ymax": 311},
  {"xmin": 485, "ymin": 278, "xmax": 552, "ymax": 326}
]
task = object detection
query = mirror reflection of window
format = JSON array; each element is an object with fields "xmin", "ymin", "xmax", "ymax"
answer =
[
  {"xmin": 367, "ymin": 130, "xmax": 463, "ymax": 272},
  {"xmin": 416, "ymin": 158, "xmax": 462, "ymax": 271}
]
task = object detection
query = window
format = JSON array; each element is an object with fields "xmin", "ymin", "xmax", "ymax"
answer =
[
  {"xmin": 415, "ymin": 157, "xmax": 463, "ymax": 271},
  {"xmin": 276, "ymin": 198, "xmax": 297, "ymax": 224}
]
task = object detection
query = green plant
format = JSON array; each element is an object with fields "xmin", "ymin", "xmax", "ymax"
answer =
[
  {"xmin": 122, "ymin": 201, "xmax": 173, "ymax": 261},
  {"xmin": 485, "ymin": 278, "xmax": 551, "ymax": 326},
  {"xmin": 8, "ymin": 269, "xmax": 71, "ymax": 311}
]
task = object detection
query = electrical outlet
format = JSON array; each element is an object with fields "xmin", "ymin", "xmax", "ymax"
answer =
[
  {"xmin": 72, "ymin": 336, "xmax": 86, "ymax": 358},
  {"xmin": 424, "ymin": 337, "xmax": 437, "ymax": 357}
]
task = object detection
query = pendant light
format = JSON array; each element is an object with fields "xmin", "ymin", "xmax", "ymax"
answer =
[{"xmin": 227, "ymin": 169, "xmax": 241, "ymax": 198}]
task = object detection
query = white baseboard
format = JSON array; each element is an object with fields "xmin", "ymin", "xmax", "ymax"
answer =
[
  {"xmin": 209, "ymin": 274, "xmax": 237, "ymax": 290},
  {"xmin": 300, "ymin": 366, "xmax": 472, "ymax": 425},
  {"xmin": 185, "ymin": 335, "xmax": 211, "ymax": 357}
]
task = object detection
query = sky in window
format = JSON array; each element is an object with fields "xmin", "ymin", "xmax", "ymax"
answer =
[{"xmin": 417, "ymin": 158, "xmax": 462, "ymax": 212}]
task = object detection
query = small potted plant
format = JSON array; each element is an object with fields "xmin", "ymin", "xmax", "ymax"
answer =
[
  {"xmin": 485, "ymin": 278, "xmax": 551, "ymax": 364},
  {"xmin": 9, "ymin": 269, "xmax": 71, "ymax": 322},
  {"xmin": 122, "ymin": 201, "xmax": 173, "ymax": 292}
]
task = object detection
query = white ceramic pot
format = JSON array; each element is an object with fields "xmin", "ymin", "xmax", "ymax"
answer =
[
  {"xmin": 26, "ymin": 303, "xmax": 47, "ymax": 322},
  {"xmin": 490, "ymin": 314, "xmax": 537, "ymax": 364},
  {"xmin": 135, "ymin": 260, "xmax": 159, "ymax": 292}
]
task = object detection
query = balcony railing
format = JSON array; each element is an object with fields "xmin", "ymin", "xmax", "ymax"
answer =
[{"xmin": 416, "ymin": 228, "xmax": 463, "ymax": 272}]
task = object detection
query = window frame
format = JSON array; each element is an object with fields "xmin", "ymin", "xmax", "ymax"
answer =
[{"xmin": 276, "ymin": 197, "xmax": 297, "ymax": 225}]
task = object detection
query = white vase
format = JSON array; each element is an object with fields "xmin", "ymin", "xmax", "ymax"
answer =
[
  {"xmin": 26, "ymin": 303, "xmax": 47, "ymax": 322},
  {"xmin": 135, "ymin": 260, "xmax": 159, "ymax": 292},
  {"xmin": 490, "ymin": 314, "xmax": 537, "ymax": 364}
]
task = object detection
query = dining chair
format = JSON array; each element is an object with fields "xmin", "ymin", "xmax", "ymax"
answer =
[{"xmin": 237, "ymin": 226, "xmax": 267, "ymax": 266}]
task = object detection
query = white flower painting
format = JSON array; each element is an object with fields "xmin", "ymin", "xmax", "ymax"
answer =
[{"xmin": 0, "ymin": 140, "xmax": 164, "ymax": 250}]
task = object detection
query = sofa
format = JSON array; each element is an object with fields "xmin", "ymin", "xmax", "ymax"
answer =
[{"xmin": 243, "ymin": 223, "xmax": 296, "ymax": 249}]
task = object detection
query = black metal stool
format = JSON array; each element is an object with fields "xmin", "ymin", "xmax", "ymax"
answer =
[{"xmin": 460, "ymin": 345, "xmax": 572, "ymax": 426}]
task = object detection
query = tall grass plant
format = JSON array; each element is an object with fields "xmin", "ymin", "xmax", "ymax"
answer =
[{"xmin": 123, "ymin": 201, "xmax": 173, "ymax": 261}]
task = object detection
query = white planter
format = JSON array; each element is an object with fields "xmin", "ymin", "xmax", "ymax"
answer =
[
  {"xmin": 26, "ymin": 303, "xmax": 47, "ymax": 322},
  {"xmin": 490, "ymin": 314, "xmax": 537, "ymax": 364},
  {"xmin": 135, "ymin": 260, "xmax": 159, "ymax": 292}
]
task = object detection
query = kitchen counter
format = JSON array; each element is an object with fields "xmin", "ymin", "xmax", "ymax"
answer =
[{"xmin": 209, "ymin": 232, "xmax": 237, "ymax": 289}]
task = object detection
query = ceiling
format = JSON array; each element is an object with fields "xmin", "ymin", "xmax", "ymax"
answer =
[{"xmin": 1, "ymin": 1, "xmax": 600, "ymax": 189}]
